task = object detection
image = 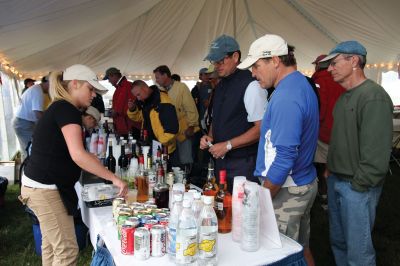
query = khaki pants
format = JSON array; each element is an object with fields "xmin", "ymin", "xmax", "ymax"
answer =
[{"xmin": 20, "ymin": 186, "xmax": 78, "ymax": 266}]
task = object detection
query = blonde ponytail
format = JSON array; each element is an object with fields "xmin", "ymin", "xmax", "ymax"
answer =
[{"xmin": 49, "ymin": 71, "xmax": 74, "ymax": 104}]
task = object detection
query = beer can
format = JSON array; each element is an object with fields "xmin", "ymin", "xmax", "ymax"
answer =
[
  {"xmin": 125, "ymin": 217, "xmax": 140, "ymax": 228},
  {"xmin": 159, "ymin": 217, "xmax": 169, "ymax": 226},
  {"xmin": 121, "ymin": 224, "xmax": 134, "ymax": 255},
  {"xmin": 151, "ymin": 225, "xmax": 166, "ymax": 257},
  {"xmin": 134, "ymin": 227, "xmax": 150, "ymax": 260},
  {"xmin": 144, "ymin": 219, "xmax": 158, "ymax": 231}
]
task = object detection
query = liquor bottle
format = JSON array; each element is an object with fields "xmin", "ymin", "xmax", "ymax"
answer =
[
  {"xmin": 176, "ymin": 199, "xmax": 198, "ymax": 265},
  {"xmin": 153, "ymin": 164, "xmax": 169, "ymax": 208},
  {"xmin": 198, "ymin": 196, "xmax": 218, "ymax": 266},
  {"xmin": 203, "ymin": 160, "xmax": 218, "ymax": 198},
  {"xmin": 161, "ymin": 144, "xmax": 169, "ymax": 172},
  {"xmin": 131, "ymin": 139, "xmax": 138, "ymax": 159},
  {"xmin": 104, "ymin": 140, "xmax": 116, "ymax": 184},
  {"xmin": 118, "ymin": 141, "xmax": 129, "ymax": 181},
  {"xmin": 215, "ymin": 170, "xmax": 232, "ymax": 233},
  {"xmin": 168, "ymin": 194, "xmax": 183, "ymax": 261},
  {"xmin": 103, "ymin": 120, "xmax": 109, "ymax": 135},
  {"xmin": 136, "ymin": 155, "xmax": 148, "ymax": 203}
]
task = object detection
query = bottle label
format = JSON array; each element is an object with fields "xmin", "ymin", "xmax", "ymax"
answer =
[
  {"xmin": 167, "ymin": 227, "xmax": 176, "ymax": 255},
  {"xmin": 176, "ymin": 231, "xmax": 197, "ymax": 264},
  {"xmin": 198, "ymin": 228, "xmax": 217, "ymax": 258},
  {"xmin": 217, "ymin": 202, "xmax": 224, "ymax": 211}
]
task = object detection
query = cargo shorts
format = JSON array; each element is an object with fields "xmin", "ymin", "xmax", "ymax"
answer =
[{"xmin": 273, "ymin": 178, "xmax": 318, "ymax": 247}]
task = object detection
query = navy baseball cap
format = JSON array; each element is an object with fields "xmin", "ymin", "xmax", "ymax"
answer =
[
  {"xmin": 321, "ymin": 41, "xmax": 367, "ymax": 62},
  {"xmin": 204, "ymin": 35, "xmax": 240, "ymax": 62}
]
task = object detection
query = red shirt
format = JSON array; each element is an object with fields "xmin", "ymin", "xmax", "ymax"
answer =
[
  {"xmin": 112, "ymin": 77, "xmax": 140, "ymax": 135},
  {"xmin": 312, "ymin": 69, "xmax": 346, "ymax": 144}
]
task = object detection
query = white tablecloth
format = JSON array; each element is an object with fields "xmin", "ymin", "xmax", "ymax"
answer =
[{"xmin": 75, "ymin": 183, "xmax": 303, "ymax": 266}]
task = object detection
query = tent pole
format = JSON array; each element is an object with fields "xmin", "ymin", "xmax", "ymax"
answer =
[{"xmin": 233, "ymin": 0, "xmax": 237, "ymax": 39}]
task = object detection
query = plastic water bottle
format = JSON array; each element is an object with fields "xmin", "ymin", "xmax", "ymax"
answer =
[
  {"xmin": 192, "ymin": 191, "xmax": 204, "ymax": 222},
  {"xmin": 167, "ymin": 194, "xmax": 183, "ymax": 261},
  {"xmin": 176, "ymin": 199, "xmax": 198, "ymax": 265},
  {"xmin": 198, "ymin": 196, "xmax": 218, "ymax": 266}
]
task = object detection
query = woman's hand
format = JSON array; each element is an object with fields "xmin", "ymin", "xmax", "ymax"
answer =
[{"xmin": 113, "ymin": 177, "xmax": 128, "ymax": 197}]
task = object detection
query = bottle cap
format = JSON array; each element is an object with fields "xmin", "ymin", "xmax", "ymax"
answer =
[{"xmin": 219, "ymin": 170, "xmax": 227, "ymax": 184}]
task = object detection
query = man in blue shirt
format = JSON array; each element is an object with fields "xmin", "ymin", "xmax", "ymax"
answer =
[{"xmin": 238, "ymin": 34, "xmax": 319, "ymax": 266}]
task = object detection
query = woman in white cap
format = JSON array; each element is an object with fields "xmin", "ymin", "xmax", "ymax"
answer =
[{"xmin": 20, "ymin": 64, "xmax": 128, "ymax": 266}]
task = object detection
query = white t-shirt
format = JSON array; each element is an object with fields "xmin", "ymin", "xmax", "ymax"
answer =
[
  {"xmin": 244, "ymin": 80, "xmax": 268, "ymax": 122},
  {"xmin": 16, "ymin": 84, "xmax": 44, "ymax": 122}
]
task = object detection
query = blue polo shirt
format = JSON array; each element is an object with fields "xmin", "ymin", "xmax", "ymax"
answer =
[{"xmin": 254, "ymin": 71, "xmax": 318, "ymax": 186}]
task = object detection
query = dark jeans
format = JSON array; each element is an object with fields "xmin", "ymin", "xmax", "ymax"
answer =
[{"xmin": 215, "ymin": 154, "xmax": 259, "ymax": 193}]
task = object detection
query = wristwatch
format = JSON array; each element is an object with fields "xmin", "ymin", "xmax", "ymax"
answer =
[{"xmin": 226, "ymin": 140, "xmax": 232, "ymax": 151}]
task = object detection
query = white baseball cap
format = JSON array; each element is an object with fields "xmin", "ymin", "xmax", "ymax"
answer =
[
  {"xmin": 63, "ymin": 64, "xmax": 108, "ymax": 95},
  {"xmin": 85, "ymin": 106, "xmax": 101, "ymax": 122},
  {"xmin": 238, "ymin": 34, "xmax": 288, "ymax": 69}
]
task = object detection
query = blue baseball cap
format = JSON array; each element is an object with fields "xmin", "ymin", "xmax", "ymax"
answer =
[
  {"xmin": 204, "ymin": 35, "xmax": 240, "ymax": 62},
  {"xmin": 321, "ymin": 41, "xmax": 367, "ymax": 62}
]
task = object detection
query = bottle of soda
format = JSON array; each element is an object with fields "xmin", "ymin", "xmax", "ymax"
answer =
[
  {"xmin": 203, "ymin": 160, "xmax": 218, "ymax": 197},
  {"xmin": 198, "ymin": 196, "xmax": 218, "ymax": 266},
  {"xmin": 176, "ymin": 199, "xmax": 198, "ymax": 265},
  {"xmin": 191, "ymin": 191, "xmax": 204, "ymax": 222},
  {"xmin": 215, "ymin": 170, "xmax": 232, "ymax": 233}
]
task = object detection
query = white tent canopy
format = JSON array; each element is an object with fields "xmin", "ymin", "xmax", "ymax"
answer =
[{"xmin": 0, "ymin": 0, "xmax": 399, "ymax": 79}]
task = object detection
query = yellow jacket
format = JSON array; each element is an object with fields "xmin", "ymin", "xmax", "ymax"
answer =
[
  {"xmin": 164, "ymin": 81, "xmax": 199, "ymax": 142},
  {"xmin": 127, "ymin": 88, "xmax": 178, "ymax": 153}
]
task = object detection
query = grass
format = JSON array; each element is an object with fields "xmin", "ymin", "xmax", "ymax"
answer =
[
  {"xmin": 0, "ymin": 185, "xmax": 93, "ymax": 266},
  {"xmin": 1, "ymin": 162, "xmax": 399, "ymax": 265}
]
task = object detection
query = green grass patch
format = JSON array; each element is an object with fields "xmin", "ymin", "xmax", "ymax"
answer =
[{"xmin": 0, "ymin": 185, "xmax": 93, "ymax": 266}]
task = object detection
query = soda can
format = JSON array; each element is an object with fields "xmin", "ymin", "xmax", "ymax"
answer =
[
  {"xmin": 115, "ymin": 203, "xmax": 129, "ymax": 224},
  {"xmin": 113, "ymin": 198, "xmax": 125, "ymax": 217},
  {"xmin": 155, "ymin": 212, "xmax": 167, "ymax": 222},
  {"xmin": 161, "ymin": 208, "xmax": 169, "ymax": 213},
  {"xmin": 125, "ymin": 217, "xmax": 140, "ymax": 228},
  {"xmin": 134, "ymin": 227, "xmax": 150, "ymax": 260},
  {"xmin": 140, "ymin": 215, "xmax": 154, "ymax": 226},
  {"xmin": 145, "ymin": 199, "xmax": 156, "ymax": 204},
  {"xmin": 159, "ymin": 217, "xmax": 169, "ymax": 226},
  {"xmin": 151, "ymin": 225, "xmax": 166, "ymax": 257},
  {"xmin": 144, "ymin": 219, "xmax": 158, "ymax": 231},
  {"xmin": 131, "ymin": 202, "xmax": 144, "ymax": 208},
  {"xmin": 118, "ymin": 214, "xmax": 130, "ymax": 240},
  {"xmin": 121, "ymin": 224, "xmax": 134, "ymax": 255}
]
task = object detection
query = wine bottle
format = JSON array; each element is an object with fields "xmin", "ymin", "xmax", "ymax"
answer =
[{"xmin": 105, "ymin": 140, "xmax": 116, "ymax": 184}]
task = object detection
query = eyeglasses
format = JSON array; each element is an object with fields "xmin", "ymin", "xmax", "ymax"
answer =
[{"xmin": 329, "ymin": 55, "xmax": 353, "ymax": 68}]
